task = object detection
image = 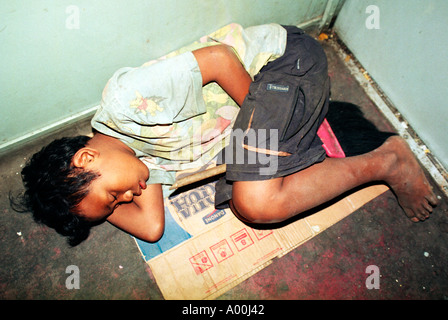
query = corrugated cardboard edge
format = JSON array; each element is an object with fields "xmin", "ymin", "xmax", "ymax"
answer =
[
  {"xmin": 278, "ymin": 184, "xmax": 389, "ymax": 258},
  {"xmin": 144, "ymin": 184, "xmax": 389, "ymax": 299},
  {"xmin": 205, "ymin": 261, "xmax": 274, "ymax": 300}
]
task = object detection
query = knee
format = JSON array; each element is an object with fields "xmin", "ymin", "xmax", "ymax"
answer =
[
  {"xmin": 231, "ymin": 191, "xmax": 284, "ymax": 224},
  {"xmin": 229, "ymin": 198, "xmax": 259, "ymax": 223}
]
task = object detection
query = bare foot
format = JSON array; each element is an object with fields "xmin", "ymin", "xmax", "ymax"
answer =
[{"xmin": 377, "ymin": 136, "xmax": 439, "ymax": 222}]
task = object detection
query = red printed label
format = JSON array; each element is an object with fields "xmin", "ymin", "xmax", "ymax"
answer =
[
  {"xmin": 231, "ymin": 228, "xmax": 254, "ymax": 251},
  {"xmin": 252, "ymin": 229, "xmax": 273, "ymax": 240},
  {"xmin": 210, "ymin": 239, "xmax": 234, "ymax": 263},
  {"xmin": 189, "ymin": 251, "xmax": 213, "ymax": 275}
]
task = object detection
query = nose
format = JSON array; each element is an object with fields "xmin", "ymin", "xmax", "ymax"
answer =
[{"xmin": 121, "ymin": 190, "xmax": 134, "ymax": 202}]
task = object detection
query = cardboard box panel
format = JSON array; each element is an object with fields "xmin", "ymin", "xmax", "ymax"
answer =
[{"xmin": 136, "ymin": 182, "xmax": 388, "ymax": 299}]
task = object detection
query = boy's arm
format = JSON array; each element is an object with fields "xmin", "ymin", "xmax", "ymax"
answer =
[
  {"xmin": 105, "ymin": 46, "xmax": 249, "ymax": 242},
  {"xmin": 192, "ymin": 44, "xmax": 252, "ymax": 106},
  {"xmin": 106, "ymin": 183, "xmax": 165, "ymax": 242}
]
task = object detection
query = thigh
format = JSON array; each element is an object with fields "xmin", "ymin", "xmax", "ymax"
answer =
[{"xmin": 224, "ymin": 28, "xmax": 330, "ymax": 183}]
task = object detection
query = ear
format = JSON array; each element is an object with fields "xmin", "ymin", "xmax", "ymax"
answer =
[{"xmin": 72, "ymin": 147, "xmax": 99, "ymax": 168}]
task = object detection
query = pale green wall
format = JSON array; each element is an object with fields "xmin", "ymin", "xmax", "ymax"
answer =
[
  {"xmin": 0, "ymin": 0, "xmax": 332, "ymax": 149},
  {"xmin": 334, "ymin": 0, "xmax": 448, "ymax": 168}
]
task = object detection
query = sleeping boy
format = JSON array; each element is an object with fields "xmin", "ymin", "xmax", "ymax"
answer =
[{"xmin": 19, "ymin": 24, "xmax": 438, "ymax": 246}]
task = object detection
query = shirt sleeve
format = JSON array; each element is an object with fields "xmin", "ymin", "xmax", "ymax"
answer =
[{"xmin": 101, "ymin": 51, "xmax": 206, "ymax": 126}]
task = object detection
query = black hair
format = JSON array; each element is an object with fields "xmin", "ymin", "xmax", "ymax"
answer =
[{"xmin": 12, "ymin": 136, "xmax": 100, "ymax": 246}]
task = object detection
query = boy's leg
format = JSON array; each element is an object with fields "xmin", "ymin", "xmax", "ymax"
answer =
[{"xmin": 230, "ymin": 135, "xmax": 439, "ymax": 224}]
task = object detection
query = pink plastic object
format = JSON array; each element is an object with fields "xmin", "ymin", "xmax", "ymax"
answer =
[{"xmin": 317, "ymin": 118, "xmax": 346, "ymax": 158}]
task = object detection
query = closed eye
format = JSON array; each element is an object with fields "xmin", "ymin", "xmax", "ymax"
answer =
[
  {"xmin": 109, "ymin": 192, "xmax": 118, "ymax": 201},
  {"xmin": 107, "ymin": 194, "xmax": 120, "ymax": 212}
]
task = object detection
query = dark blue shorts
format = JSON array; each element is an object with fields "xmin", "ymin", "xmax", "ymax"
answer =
[{"xmin": 215, "ymin": 26, "xmax": 330, "ymax": 208}]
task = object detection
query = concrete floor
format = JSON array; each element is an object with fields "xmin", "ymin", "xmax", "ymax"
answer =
[{"xmin": 1, "ymin": 36, "xmax": 448, "ymax": 300}]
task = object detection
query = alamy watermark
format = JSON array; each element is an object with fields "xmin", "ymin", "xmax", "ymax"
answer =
[
  {"xmin": 217, "ymin": 128, "xmax": 282, "ymax": 176},
  {"xmin": 167, "ymin": 127, "xmax": 283, "ymax": 176},
  {"xmin": 365, "ymin": 5, "xmax": 380, "ymax": 30},
  {"xmin": 65, "ymin": 265, "xmax": 80, "ymax": 289},
  {"xmin": 365, "ymin": 265, "xmax": 380, "ymax": 289},
  {"xmin": 64, "ymin": 264, "xmax": 380, "ymax": 291},
  {"xmin": 65, "ymin": 5, "xmax": 80, "ymax": 30}
]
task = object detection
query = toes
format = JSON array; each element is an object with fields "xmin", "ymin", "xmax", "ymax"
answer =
[
  {"xmin": 417, "ymin": 208, "xmax": 429, "ymax": 220},
  {"xmin": 404, "ymin": 206, "xmax": 429, "ymax": 222},
  {"xmin": 414, "ymin": 212, "xmax": 425, "ymax": 221},
  {"xmin": 403, "ymin": 208, "xmax": 420, "ymax": 222},
  {"xmin": 426, "ymin": 192, "xmax": 440, "ymax": 206},
  {"xmin": 402, "ymin": 196, "xmax": 436, "ymax": 222},
  {"xmin": 422, "ymin": 201, "xmax": 434, "ymax": 213}
]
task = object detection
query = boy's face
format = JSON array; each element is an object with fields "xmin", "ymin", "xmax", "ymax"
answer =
[{"xmin": 73, "ymin": 141, "xmax": 149, "ymax": 221}]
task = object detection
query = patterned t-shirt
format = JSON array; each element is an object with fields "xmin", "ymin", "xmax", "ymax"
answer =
[{"xmin": 91, "ymin": 23, "xmax": 287, "ymax": 196}]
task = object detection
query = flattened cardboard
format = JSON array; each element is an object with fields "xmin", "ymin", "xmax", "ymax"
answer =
[{"xmin": 136, "ymin": 181, "xmax": 388, "ymax": 300}]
